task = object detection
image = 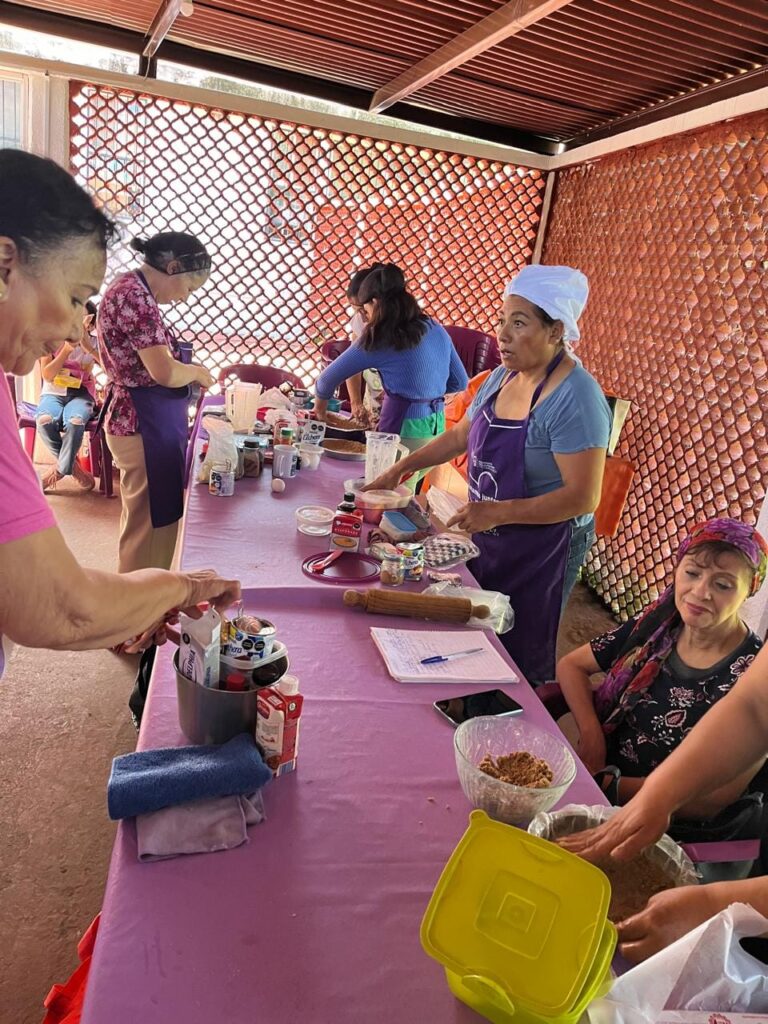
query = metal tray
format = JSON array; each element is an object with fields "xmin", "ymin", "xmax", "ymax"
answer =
[{"xmin": 320, "ymin": 439, "xmax": 367, "ymax": 462}]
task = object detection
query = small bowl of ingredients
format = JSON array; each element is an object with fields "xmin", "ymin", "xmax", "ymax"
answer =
[{"xmin": 454, "ymin": 716, "xmax": 576, "ymax": 826}]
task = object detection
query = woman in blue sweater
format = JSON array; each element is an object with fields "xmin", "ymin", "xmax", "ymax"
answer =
[{"xmin": 313, "ymin": 264, "xmax": 468, "ymax": 484}]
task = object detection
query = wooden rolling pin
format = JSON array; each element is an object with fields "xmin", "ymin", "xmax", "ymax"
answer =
[{"xmin": 343, "ymin": 589, "xmax": 490, "ymax": 623}]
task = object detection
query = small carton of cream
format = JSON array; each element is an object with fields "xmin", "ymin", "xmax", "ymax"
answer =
[
  {"xmin": 179, "ymin": 608, "xmax": 221, "ymax": 688},
  {"xmin": 255, "ymin": 676, "xmax": 303, "ymax": 776}
]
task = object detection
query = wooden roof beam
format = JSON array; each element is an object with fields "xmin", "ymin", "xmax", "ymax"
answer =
[{"xmin": 369, "ymin": 0, "xmax": 576, "ymax": 113}]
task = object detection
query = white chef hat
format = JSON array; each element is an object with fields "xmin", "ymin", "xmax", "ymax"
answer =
[{"xmin": 504, "ymin": 264, "xmax": 589, "ymax": 344}]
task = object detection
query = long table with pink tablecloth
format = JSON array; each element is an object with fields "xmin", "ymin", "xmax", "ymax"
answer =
[{"xmin": 82, "ymin": 419, "xmax": 605, "ymax": 1024}]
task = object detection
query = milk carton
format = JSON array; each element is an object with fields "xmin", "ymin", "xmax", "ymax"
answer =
[
  {"xmin": 256, "ymin": 676, "xmax": 303, "ymax": 776},
  {"xmin": 178, "ymin": 608, "xmax": 221, "ymax": 688}
]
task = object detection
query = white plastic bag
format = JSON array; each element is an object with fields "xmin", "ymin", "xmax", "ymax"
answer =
[
  {"xmin": 257, "ymin": 387, "xmax": 293, "ymax": 411},
  {"xmin": 198, "ymin": 416, "xmax": 239, "ymax": 483},
  {"xmin": 426, "ymin": 486, "xmax": 466, "ymax": 526},
  {"xmin": 587, "ymin": 904, "xmax": 768, "ymax": 1023},
  {"xmin": 422, "ymin": 581, "xmax": 514, "ymax": 634}
]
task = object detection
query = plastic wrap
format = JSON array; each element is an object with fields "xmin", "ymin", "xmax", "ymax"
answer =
[
  {"xmin": 198, "ymin": 416, "xmax": 240, "ymax": 483},
  {"xmin": 422, "ymin": 582, "xmax": 514, "ymax": 634},
  {"xmin": 426, "ymin": 487, "xmax": 466, "ymax": 525},
  {"xmin": 528, "ymin": 803, "xmax": 700, "ymax": 887}
]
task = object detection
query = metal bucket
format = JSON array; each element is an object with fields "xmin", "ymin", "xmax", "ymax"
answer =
[{"xmin": 175, "ymin": 652, "xmax": 259, "ymax": 745}]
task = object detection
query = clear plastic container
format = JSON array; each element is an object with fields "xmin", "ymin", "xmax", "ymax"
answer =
[
  {"xmin": 454, "ymin": 717, "xmax": 576, "ymax": 826},
  {"xmin": 343, "ymin": 477, "xmax": 411, "ymax": 524},
  {"xmin": 295, "ymin": 505, "xmax": 335, "ymax": 535}
]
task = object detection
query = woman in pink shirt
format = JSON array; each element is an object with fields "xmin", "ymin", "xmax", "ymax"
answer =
[{"xmin": 0, "ymin": 149, "xmax": 239, "ymax": 677}]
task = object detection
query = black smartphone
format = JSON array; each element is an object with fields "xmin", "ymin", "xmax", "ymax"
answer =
[{"xmin": 434, "ymin": 689, "xmax": 523, "ymax": 727}]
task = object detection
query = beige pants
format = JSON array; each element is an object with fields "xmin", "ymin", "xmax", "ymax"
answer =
[{"xmin": 107, "ymin": 432, "xmax": 180, "ymax": 572}]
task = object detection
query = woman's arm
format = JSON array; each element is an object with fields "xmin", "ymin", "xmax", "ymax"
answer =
[
  {"xmin": 556, "ymin": 644, "xmax": 607, "ymax": 772},
  {"xmin": 0, "ymin": 527, "xmax": 239, "ymax": 650},
  {"xmin": 561, "ymin": 644, "xmax": 768, "ymax": 862},
  {"xmin": 618, "ymin": 877, "xmax": 768, "ymax": 963},
  {"xmin": 138, "ymin": 346, "xmax": 214, "ymax": 389},
  {"xmin": 364, "ymin": 416, "xmax": 472, "ymax": 492},
  {"xmin": 448, "ymin": 448, "xmax": 605, "ymax": 533},
  {"xmin": 40, "ymin": 345, "xmax": 73, "ymax": 382},
  {"xmin": 314, "ymin": 346, "xmax": 375, "ymax": 400},
  {"xmin": 346, "ymin": 373, "xmax": 365, "ymax": 419}
]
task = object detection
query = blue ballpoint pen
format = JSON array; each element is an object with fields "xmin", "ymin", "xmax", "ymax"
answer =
[{"xmin": 420, "ymin": 647, "xmax": 484, "ymax": 666}]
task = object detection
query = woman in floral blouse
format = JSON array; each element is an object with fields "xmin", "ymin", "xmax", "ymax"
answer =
[
  {"xmin": 557, "ymin": 518, "xmax": 766, "ymax": 822},
  {"xmin": 98, "ymin": 232, "xmax": 214, "ymax": 572}
]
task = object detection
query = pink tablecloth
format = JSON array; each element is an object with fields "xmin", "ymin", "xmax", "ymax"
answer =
[{"xmin": 82, "ymin": 420, "xmax": 605, "ymax": 1024}]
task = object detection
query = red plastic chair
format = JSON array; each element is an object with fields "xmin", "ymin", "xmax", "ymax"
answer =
[
  {"xmin": 217, "ymin": 362, "xmax": 304, "ymax": 390},
  {"xmin": 7, "ymin": 374, "xmax": 114, "ymax": 497},
  {"xmin": 319, "ymin": 340, "xmax": 353, "ymax": 402},
  {"xmin": 445, "ymin": 326, "xmax": 500, "ymax": 377}
]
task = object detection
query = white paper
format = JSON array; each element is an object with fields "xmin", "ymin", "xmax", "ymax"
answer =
[
  {"xmin": 586, "ymin": 904, "xmax": 768, "ymax": 1024},
  {"xmin": 370, "ymin": 627, "xmax": 518, "ymax": 683}
]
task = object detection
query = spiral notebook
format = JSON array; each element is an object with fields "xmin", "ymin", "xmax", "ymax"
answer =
[{"xmin": 370, "ymin": 627, "xmax": 518, "ymax": 684}]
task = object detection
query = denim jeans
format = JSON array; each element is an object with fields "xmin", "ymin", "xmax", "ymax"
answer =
[
  {"xmin": 36, "ymin": 391, "xmax": 95, "ymax": 475},
  {"xmin": 561, "ymin": 519, "xmax": 596, "ymax": 614}
]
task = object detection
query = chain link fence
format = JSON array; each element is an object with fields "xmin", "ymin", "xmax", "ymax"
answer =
[
  {"xmin": 70, "ymin": 80, "xmax": 546, "ymax": 383},
  {"xmin": 544, "ymin": 111, "xmax": 768, "ymax": 619}
]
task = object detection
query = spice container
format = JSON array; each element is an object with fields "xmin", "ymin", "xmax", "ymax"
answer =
[
  {"xmin": 279, "ymin": 425, "xmax": 295, "ymax": 446},
  {"xmin": 241, "ymin": 437, "xmax": 263, "ymax": 478},
  {"xmin": 397, "ymin": 541, "xmax": 424, "ymax": 581},
  {"xmin": 380, "ymin": 551, "xmax": 405, "ymax": 586}
]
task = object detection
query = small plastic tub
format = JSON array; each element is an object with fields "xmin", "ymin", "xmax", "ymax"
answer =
[
  {"xmin": 220, "ymin": 640, "xmax": 290, "ymax": 689},
  {"xmin": 298, "ymin": 444, "xmax": 325, "ymax": 471},
  {"xmin": 295, "ymin": 505, "xmax": 335, "ymax": 536},
  {"xmin": 344, "ymin": 477, "xmax": 411, "ymax": 524}
]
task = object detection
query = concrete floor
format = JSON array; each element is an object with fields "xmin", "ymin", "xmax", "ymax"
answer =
[{"xmin": 0, "ymin": 474, "xmax": 615, "ymax": 1024}]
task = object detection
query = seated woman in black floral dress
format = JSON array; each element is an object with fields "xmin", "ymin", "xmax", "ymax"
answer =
[{"xmin": 557, "ymin": 518, "xmax": 766, "ymax": 833}]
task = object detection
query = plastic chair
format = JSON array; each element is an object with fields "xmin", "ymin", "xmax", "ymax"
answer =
[
  {"xmin": 217, "ymin": 363, "xmax": 304, "ymax": 390},
  {"xmin": 445, "ymin": 326, "xmax": 500, "ymax": 377},
  {"xmin": 319, "ymin": 340, "xmax": 352, "ymax": 402},
  {"xmin": 7, "ymin": 374, "xmax": 114, "ymax": 497}
]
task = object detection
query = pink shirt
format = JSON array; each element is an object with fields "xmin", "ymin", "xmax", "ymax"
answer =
[{"xmin": 0, "ymin": 374, "xmax": 56, "ymax": 676}]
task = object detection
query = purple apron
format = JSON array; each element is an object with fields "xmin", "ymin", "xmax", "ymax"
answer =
[
  {"xmin": 466, "ymin": 352, "xmax": 571, "ymax": 683},
  {"xmin": 378, "ymin": 392, "xmax": 444, "ymax": 434},
  {"xmin": 100, "ymin": 271, "xmax": 190, "ymax": 529}
]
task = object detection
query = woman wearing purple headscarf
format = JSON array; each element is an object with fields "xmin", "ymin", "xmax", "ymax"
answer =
[{"xmin": 558, "ymin": 518, "xmax": 767, "ymax": 804}]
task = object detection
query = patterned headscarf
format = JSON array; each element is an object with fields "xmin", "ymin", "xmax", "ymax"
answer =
[{"xmin": 594, "ymin": 518, "xmax": 768, "ymax": 734}]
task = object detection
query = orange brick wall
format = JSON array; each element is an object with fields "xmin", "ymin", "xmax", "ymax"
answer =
[{"xmin": 543, "ymin": 112, "xmax": 768, "ymax": 618}]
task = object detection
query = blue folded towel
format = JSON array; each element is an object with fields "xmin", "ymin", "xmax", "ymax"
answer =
[{"xmin": 108, "ymin": 733, "xmax": 272, "ymax": 820}]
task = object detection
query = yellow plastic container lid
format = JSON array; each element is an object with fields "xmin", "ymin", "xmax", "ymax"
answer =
[{"xmin": 421, "ymin": 810, "xmax": 617, "ymax": 1021}]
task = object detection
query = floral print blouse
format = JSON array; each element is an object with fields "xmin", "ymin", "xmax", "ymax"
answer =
[
  {"xmin": 591, "ymin": 618, "xmax": 762, "ymax": 777},
  {"xmin": 97, "ymin": 271, "xmax": 179, "ymax": 435}
]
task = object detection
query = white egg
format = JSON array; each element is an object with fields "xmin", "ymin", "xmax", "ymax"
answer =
[{"xmin": 271, "ymin": 478, "xmax": 286, "ymax": 493}]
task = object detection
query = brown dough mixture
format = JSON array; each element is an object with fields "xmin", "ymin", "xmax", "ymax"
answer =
[
  {"xmin": 322, "ymin": 439, "xmax": 366, "ymax": 454},
  {"xmin": 593, "ymin": 854, "xmax": 677, "ymax": 922},
  {"xmin": 325, "ymin": 411, "xmax": 367, "ymax": 431},
  {"xmin": 478, "ymin": 751, "xmax": 553, "ymax": 788}
]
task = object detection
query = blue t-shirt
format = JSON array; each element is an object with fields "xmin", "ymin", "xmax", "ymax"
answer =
[
  {"xmin": 468, "ymin": 363, "xmax": 612, "ymax": 526},
  {"xmin": 315, "ymin": 319, "xmax": 468, "ymax": 421}
]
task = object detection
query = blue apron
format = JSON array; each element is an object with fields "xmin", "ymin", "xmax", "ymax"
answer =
[{"xmin": 466, "ymin": 352, "xmax": 572, "ymax": 683}]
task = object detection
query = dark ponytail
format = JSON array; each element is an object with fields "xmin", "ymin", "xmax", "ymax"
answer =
[
  {"xmin": 356, "ymin": 263, "xmax": 427, "ymax": 352},
  {"xmin": 131, "ymin": 231, "xmax": 211, "ymax": 274}
]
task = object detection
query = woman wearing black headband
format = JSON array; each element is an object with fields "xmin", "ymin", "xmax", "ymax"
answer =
[{"xmin": 98, "ymin": 231, "xmax": 214, "ymax": 571}]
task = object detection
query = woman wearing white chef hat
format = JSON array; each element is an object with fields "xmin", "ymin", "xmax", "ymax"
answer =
[{"xmin": 366, "ymin": 264, "xmax": 611, "ymax": 684}]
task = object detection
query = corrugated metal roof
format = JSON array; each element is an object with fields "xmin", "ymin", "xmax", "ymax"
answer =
[{"xmin": 2, "ymin": 0, "xmax": 767, "ymax": 150}]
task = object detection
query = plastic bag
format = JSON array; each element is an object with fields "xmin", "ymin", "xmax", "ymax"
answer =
[
  {"xmin": 422, "ymin": 581, "xmax": 514, "ymax": 634},
  {"xmin": 257, "ymin": 387, "xmax": 293, "ymax": 411},
  {"xmin": 586, "ymin": 904, "xmax": 768, "ymax": 1023},
  {"xmin": 423, "ymin": 531, "xmax": 480, "ymax": 568},
  {"xmin": 426, "ymin": 486, "xmax": 466, "ymax": 526},
  {"xmin": 198, "ymin": 416, "xmax": 240, "ymax": 483},
  {"xmin": 528, "ymin": 804, "xmax": 699, "ymax": 887}
]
